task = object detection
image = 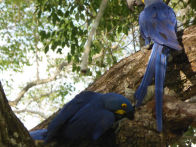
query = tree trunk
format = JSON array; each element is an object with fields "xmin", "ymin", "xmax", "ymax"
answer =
[
  {"xmin": 1, "ymin": 25, "xmax": 196, "ymax": 146},
  {"xmin": 31, "ymin": 25, "xmax": 196, "ymax": 146},
  {"xmin": 0, "ymin": 83, "xmax": 35, "ymax": 147}
]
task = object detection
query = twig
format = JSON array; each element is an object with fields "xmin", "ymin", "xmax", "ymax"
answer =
[
  {"xmin": 14, "ymin": 108, "xmax": 47, "ymax": 119},
  {"xmin": 9, "ymin": 61, "xmax": 69, "ymax": 107},
  {"xmin": 80, "ymin": 0, "xmax": 108, "ymax": 72}
]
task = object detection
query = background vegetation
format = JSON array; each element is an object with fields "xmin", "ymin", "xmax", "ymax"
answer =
[{"xmin": 0, "ymin": 0, "xmax": 195, "ymax": 145}]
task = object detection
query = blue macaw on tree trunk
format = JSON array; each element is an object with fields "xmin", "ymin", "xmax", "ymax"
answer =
[
  {"xmin": 30, "ymin": 91, "xmax": 134, "ymax": 142},
  {"xmin": 134, "ymin": 0, "xmax": 182, "ymax": 132}
]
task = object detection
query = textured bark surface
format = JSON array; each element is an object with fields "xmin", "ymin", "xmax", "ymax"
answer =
[
  {"xmin": 0, "ymin": 83, "xmax": 35, "ymax": 147},
  {"xmin": 1, "ymin": 25, "xmax": 195, "ymax": 146},
  {"xmin": 31, "ymin": 25, "xmax": 196, "ymax": 146}
]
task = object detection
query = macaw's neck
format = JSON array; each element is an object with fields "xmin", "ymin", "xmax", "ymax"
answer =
[{"xmin": 144, "ymin": 0, "xmax": 163, "ymax": 7}]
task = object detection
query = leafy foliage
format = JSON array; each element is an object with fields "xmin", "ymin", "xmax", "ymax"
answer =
[
  {"xmin": 0, "ymin": 0, "xmax": 195, "ymax": 143},
  {"xmin": 0, "ymin": 0, "xmax": 33, "ymax": 71},
  {"xmin": 189, "ymin": 0, "xmax": 196, "ymax": 11},
  {"xmin": 35, "ymin": 0, "xmax": 142, "ymax": 74}
]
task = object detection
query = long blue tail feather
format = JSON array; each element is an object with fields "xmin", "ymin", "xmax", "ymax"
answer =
[
  {"xmin": 134, "ymin": 43, "xmax": 169, "ymax": 132},
  {"xmin": 134, "ymin": 43, "xmax": 159, "ymax": 106},
  {"xmin": 155, "ymin": 45, "xmax": 169, "ymax": 132}
]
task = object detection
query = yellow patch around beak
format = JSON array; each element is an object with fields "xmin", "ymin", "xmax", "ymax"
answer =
[
  {"xmin": 142, "ymin": 0, "xmax": 144, "ymax": 3},
  {"xmin": 115, "ymin": 109, "xmax": 126, "ymax": 115}
]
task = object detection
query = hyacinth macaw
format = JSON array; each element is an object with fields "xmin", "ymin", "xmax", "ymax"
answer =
[
  {"xmin": 134, "ymin": 0, "xmax": 182, "ymax": 132},
  {"xmin": 30, "ymin": 91, "xmax": 134, "ymax": 142}
]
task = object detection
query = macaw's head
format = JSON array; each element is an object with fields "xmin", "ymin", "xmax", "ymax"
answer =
[{"xmin": 102, "ymin": 93, "xmax": 134, "ymax": 120}]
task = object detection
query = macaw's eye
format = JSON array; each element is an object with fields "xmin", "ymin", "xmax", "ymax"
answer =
[{"xmin": 121, "ymin": 103, "xmax": 127, "ymax": 108}]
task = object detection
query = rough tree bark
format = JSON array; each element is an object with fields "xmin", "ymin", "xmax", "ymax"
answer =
[
  {"xmin": 0, "ymin": 25, "xmax": 195, "ymax": 146},
  {"xmin": 31, "ymin": 25, "xmax": 196, "ymax": 146},
  {"xmin": 0, "ymin": 83, "xmax": 35, "ymax": 147}
]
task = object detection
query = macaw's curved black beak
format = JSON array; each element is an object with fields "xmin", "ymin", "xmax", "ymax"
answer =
[
  {"xmin": 115, "ymin": 106, "xmax": 135, "ymax": 120},
  {"xmin": 125, "ymin": 110, "xmax": 135, "ymax": 120},
  {"xmin": 125, "ymin": 105, "xmax": 135, "ymax": 120}
]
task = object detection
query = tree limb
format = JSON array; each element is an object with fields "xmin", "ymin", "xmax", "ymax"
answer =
[
  {"xmin": 9, "ymin": 61, "xmax": 69, "ymax": 107},
  {"xmin": 80, "ymin": 0, "xmax": 108, "ymax": 72},
  {"xmin": 33, "ymin": 15, "xmax": 40, "ymax": 81},
  {"xmin": 31, "ymin": 25, "xmax": 196, "ymax": 146},
  {"xmin": 0, "ymin": 82, "xmax": 35, "ymax": 147},
  {"xmin": 14, "ymin": 108, "xmax": 47, "ymax": 119}
]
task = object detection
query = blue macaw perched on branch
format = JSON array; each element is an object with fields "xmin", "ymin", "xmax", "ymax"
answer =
[
  {"xmin": 30, "ymin": 91, "xmax": 134, "ymax": 142},
  {"xmin": 134, "ymin": 0, "xmax": 182, "ymax": 132}
]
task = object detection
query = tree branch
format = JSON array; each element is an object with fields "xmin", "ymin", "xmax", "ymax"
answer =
[
  {"xmin": 32, "ymin": 25, "xmax": 196, "ymax": 146},
  {"xmin": 80, "ymin": 0, "xmax": 108, "ymax": 72},
  {"xmin": 33, "ymin": 15, "xmax": 40, "ymax": 81},
  {"xmin": 14, "ymin": 108, "xmax": 47, "ymax": 119},
  {"xmin": 9, "ymin": 61, "xmax": 69, "ymax": 107},
  {"xmin": 0, "ymin": 82, "xmax": 35, "ymax": 146}
]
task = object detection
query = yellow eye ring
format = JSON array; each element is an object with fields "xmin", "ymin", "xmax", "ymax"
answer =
[{"xmin": 121, "ymin": 103, "xmax": 127, "ymax": 108}]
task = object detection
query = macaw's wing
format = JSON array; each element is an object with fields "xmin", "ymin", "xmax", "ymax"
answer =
[
  {"xmin": 30, "ymin": 129, "xmax": 47, "ymax": 140},
  {"xmin": 62, "ymin": 104, "xmax": 115, "ymax": 140},
  {"xmin": 92, "ymin": 110, "xmax": 115, "ymax": 140},
  {"xmin": 139, "ymin": 11, "xmax": 151, "ymax": 45},
  {"xmin": 45, "ymin": 91, "xmax": 102, "ymax": 142},
  {"xmin": 142, "ymin": 2, "xmax": 182, "ymax": 50}
]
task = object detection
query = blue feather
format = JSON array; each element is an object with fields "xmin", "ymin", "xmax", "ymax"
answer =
[
  {"xmin": 134, "ymin": 44, "xmax": 158, "ymax": 106},
  {"xmin": 30, "ymin": 91, "xmax": 134, "ymax": 142},
  {"xmin": 46, "ymin": 91, "xmax": 101, "ymax": 142},
  {"xmin": 154, "ymin": 45, "xmax": 169, "ymax": 131},
  {"xmin": 139, "ymin": 2, "xmax": 182, "ymax": 50},
  {"xmin": 30, "ymin": 129, "xmax": 47, "ymax": 140},
  {"xmin": 135, "ymin": 0, "xmax": 182, "ymax": 132}
]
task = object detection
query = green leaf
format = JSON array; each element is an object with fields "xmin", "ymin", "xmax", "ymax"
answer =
[
  {"xmin": 57, "ymin": 9, "xmax": 63, "ymax": 17},
  {"xmin": 72, "ymin": 63, "xmax": 77, "ymax": 72},
  {"xmin": 76, "ymin": 13, "xmax": 79, "ymax": 21},
  {"xmin": 65, "ymin": 11, "xmax": 69, "ymax": 17},
  {"xmin": 57, "ymin": 48, "xmax": 62, "ymax": 54},
  {"xmin": 51, "ymin": 41, "xmax": 59, "ymax": 50},
  {"xmin": 81, "ymin": 13, "xmax": 85, "ymax": 20},
  {"xmin": 71, "ymin": 44, "xmax": 75, "ymax": 55},
  {"xmin": 40, "ymin": 30, "xmax": 46, "ymax": 40},
  {"xmin": 118, "ymin": 26, "xmax": 122, "ymax": 34},
  {"xmin": 44, "ymin": 44, "xmax": 49, "ymax": 53},
  {"xmin": 67, "ymin": 53, "xmax": 72, "ymax": 63}
]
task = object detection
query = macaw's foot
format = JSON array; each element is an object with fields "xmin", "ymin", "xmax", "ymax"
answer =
[
  {"xmin": 167, "ymin": 53, "xmax": 173, "ymax": 63},
  {"xmin": 141, "ymin": 44, "xmax": 151, "ymax": 50},
  {"xmin": 34, "ymin": 140, "xmax": 44, "ymax": 146}
]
